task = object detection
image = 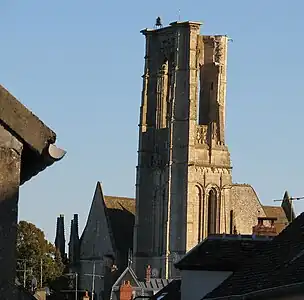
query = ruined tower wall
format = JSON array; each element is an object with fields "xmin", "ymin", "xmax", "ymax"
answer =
[{"xmin": 186, "ymin": 35, "xmax": 233, "ymax": 250}]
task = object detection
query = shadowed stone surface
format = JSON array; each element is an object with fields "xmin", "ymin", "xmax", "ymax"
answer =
[
  {"xmin": 0, "ymin": 125, "xmax": 23, "ymax": 289},
  {"xmin": 0, "ymin": 85, "xmax": 66, "ymax": 299},
  {"xmin": 0, "ymin": 85, "xmax": 56, "ymax": 153}
]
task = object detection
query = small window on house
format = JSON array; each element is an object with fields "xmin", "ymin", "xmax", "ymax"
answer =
[{"xmin": 210, "ymin": 82, "xmax": 214, "ymax": 90}]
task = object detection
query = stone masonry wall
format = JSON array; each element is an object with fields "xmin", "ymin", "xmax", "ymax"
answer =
[{"xmin": 230, "ymin": 184, "xmax": 266, "ymax": 234}]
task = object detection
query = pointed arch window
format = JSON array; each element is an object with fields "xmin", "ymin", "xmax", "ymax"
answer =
[
  {"xmin": 207, "ymin": 188, "xmax": 218, "ymax": 235},
  {"xmin": 156, "ymin": 59, "xmax": 169, "ymax": 129}
]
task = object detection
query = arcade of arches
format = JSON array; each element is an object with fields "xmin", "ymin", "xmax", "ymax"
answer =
[{"xmin": 195, "ymin": 185, "xmax": 220, "ymax": 240}]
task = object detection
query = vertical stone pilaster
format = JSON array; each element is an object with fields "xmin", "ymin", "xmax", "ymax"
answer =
[{"xmin": 0, "ymin": 125, "xmax": 23, "ymax": 295}]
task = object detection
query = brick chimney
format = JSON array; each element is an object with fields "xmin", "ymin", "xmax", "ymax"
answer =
[
  {"xmin": 83, "ymin": 290, "xmax": 89, "ymax": 300},
  {"xmin": 120, "ymin": 281, "xmax": 133, "ymax": 300},
  {"xmin": 252, "ymin": 217, "xmax": 277, "ymax": 237},
  {"xmin": 145, "ymin": 265, "xmax": 151, "ymax": 283}
]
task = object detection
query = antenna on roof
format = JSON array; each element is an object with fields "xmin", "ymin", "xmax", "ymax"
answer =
[
  {"xmin": 178, "ymin": 9, "xmax": 181, "ymax": 21},
  {"xmin": 272, "ymin": 192, "xmax": 299, "ymax": 223},
  {"xmin": 127, "ymin": 248, "xmax": 133, "ymax": 268},
  {"xmin": 273, "ymin": 196, "xmax": 304, "ymax": 202}
]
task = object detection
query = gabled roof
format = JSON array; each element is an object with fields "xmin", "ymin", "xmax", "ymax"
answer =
[
  {"xmin": 281, "ymin": 191, "xmax": 296, "ymax": 222},
  {"xmin": 263, "ymin": 206, "xmax": 288, "ymax": 233},
  {"xmin": 150, "ymin": 279, "xmax": 181, "ymax": 300},
  {"xmin": 111, "ymin": 266, "xmax": 173, "ymax": 293},
  {"xmin": 104, "ymin": 195, "xmax": 135, "ymax": 215},
  {"xmin": 79, "ymin": 182, "xmax": 135, "ymax": 271},
  {"xmin": 103, "ymin": 194, "xmax": 135, "ymax": 268},
  {"xmin": 139, "ymin": 278, "xmax": 173, "ymax": 290},
  {"xmin": 0, "ymin": 84, "xmax": 66, "ymax": 184},
  {"xmin": 80, "ymin": 182, "xmax": 116, "ymax": 259},
  {"xmin": 175, "ymin": 234, "xmax": 271, "ymax": 272},
  {"xmin": 112, "ymin": 266, "xmax": 141, "ymax": 288},
  {"xmin": 204, "ymin": 212, "xmax": 304, "ymax": 299}
]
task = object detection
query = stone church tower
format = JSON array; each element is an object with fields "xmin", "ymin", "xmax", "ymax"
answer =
[{"xmin": 133, "ymin": 20, "xmax": 271, "ymax": 279}]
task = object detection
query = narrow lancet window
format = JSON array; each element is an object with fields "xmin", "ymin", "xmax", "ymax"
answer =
[{"xmin": 207, "ymin": 189, "xmax": 218, "ymax": 235}]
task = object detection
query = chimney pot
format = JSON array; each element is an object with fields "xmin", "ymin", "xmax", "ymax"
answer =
[
  {"xmin": 253, "ymin": 217, "xmax": 278, "ymax": 237},
  {"xmin": 146, "ymin": 265, "xmax": 151, "ymax": 283}
]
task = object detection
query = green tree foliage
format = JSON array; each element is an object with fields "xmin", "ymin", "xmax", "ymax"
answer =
[{"xmin": 16, "ymin": 221, "xmax": 64, "ymax": 290}]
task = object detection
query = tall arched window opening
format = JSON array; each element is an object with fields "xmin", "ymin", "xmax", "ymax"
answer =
[
  {"xmin": 207, "ymin": 189, "xmax": 218, "ymax": 235},
  {"xmin": 156, "ymin": 60, "xmax": 168, "ymax": 129}
]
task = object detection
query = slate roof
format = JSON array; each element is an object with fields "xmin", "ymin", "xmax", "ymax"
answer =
[
  {"xmin": 104, "ymin": 195, "xmax": 135, "ymax": 215},
  {"xmin": 103, "ymin": 193, "xmax": 135, "ymax": 270},
  {"xmin": 139, "ymin": 278, "xmax": 173, "ymax": 290},
  {"xmin": 204, "ymin": 212, "xmax": 304, "ymax": 299},
  {"xmin": 111, "ymin": 266, "xmax": 141, "ymax": 289},
  {"xmin": 111, "ymin": 266, "xmax": 173, "ymax": 294},
  {"xmin": 263, "ymin": 205, "xmax": 289, "ymax": 233},
  {"xmin": 175, "ymin": 234, "xmax": 271, "ymax": 272},
  {"xmin": 0, "ymin": 84, "xmax": 65, "ymax": 184},
  {"xmin": 0, "ymin": 281, "xmax": 37, "ymax": 299},
  {"xmin": 149, "ymin": 279, "xmax": 181, "ymax": 300}
]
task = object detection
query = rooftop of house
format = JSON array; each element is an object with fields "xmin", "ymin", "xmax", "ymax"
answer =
[
  {"xmin": 104, "ymin": 195, "xmax": 135, "ymax": 215},
  {"xmin": 263, "ymin": 205, "xmax": 289, "ymax": 233},
  {"xmin": 0, "ymin": 281, "xmax": 37, "ymax": 300},
  {"xmin": 111, "ymin": 266, "xmax": 173, "ymax": 293},
  {"xmin": 150, "ymin": 279, "xmax": 181, "ymax": 300},
  {"xmin": 204, "ymin": 212, "xmax": 304, "ymax": 299},
  {"xmin": 0, "ymin": 84, "xmax": 65, "ymax": 184},
  {"xmin": 175, "ymin": 234, "xmax": 272, "ymax": 272},
  {"xmin": 140, "ymin": 278, "xmax": 173, "ymax": 290}
]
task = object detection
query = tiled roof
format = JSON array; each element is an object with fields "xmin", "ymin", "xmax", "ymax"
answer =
[
  {"xmin": 204, "ymin": 212, "xmax": 304, "ymax": 299},
  {"xmin": 111, "ymin": 266, "xmax": 173, "ymax": 294},
  {"xmin": 104, "ymin": 195, "xmax": 135, "ymax": 215},
  {"xmin": 139, "ymin": 278, "xmax": 173, "ymax": 290},
  {"xmin": 112, "ymin": 266, "xmax": 141, "ymax": 289},
  {"xmin": 263, "ymin": 205, "xmax": 289, "ymax": 233},
  {"xmin": 175, "ymin": 234, "xmax": 271, "ymax": 271},
  {"xmin": 149, "ymin": 279, "xmax": 181, "ymax": 300},
  {"xmin": 0, "ymin": 281, "xmax": 37, "ymax": 299},
  {"xmin": 103, "ymin": 194, "xmax": 135, "ymax": 270}
]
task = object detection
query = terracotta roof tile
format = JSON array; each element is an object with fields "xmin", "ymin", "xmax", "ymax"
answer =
[
  {"xmin": 204, "ymin": 212, "xmax": 304, "ymax": 299},
  {"xmin": 263, "ymin": 205, "xmax": 289, "ymax": 233}
]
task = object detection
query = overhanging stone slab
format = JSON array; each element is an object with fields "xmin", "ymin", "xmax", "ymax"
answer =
[{"xmin": 0, "ymin": 84, "xmax": 66, "ymax": 184}]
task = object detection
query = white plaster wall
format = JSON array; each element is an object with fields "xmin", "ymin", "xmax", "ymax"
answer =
[{"xmin": 181, "ymin": 270, "xmax": 232, "ymax": 300}]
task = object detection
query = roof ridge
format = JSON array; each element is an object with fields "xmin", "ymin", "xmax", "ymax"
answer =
[
  {"xmin": 104, "ymin": 195, "xmax": 135, "ymax": 200},
  {"xmin": 204, "ymin": 212, "xmax": 304, "ymax": 299},
  {"xmin": 79, "ymin": 182, "xmax": 117, "ymax": 254}
]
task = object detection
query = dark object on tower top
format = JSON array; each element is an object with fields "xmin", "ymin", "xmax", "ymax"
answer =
[{"xmin": 155, "ymin": 16, "xmax": 163, "ymax": 28}]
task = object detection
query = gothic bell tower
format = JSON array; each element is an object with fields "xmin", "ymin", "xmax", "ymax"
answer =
[{"xmin": 133, "ymin": 20, "xmax": 232, "ymax": 279}]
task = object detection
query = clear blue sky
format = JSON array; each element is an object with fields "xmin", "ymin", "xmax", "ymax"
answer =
[{"xmin": 1, "ymin": 1, "xmax": 303, "ymax": 243}]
